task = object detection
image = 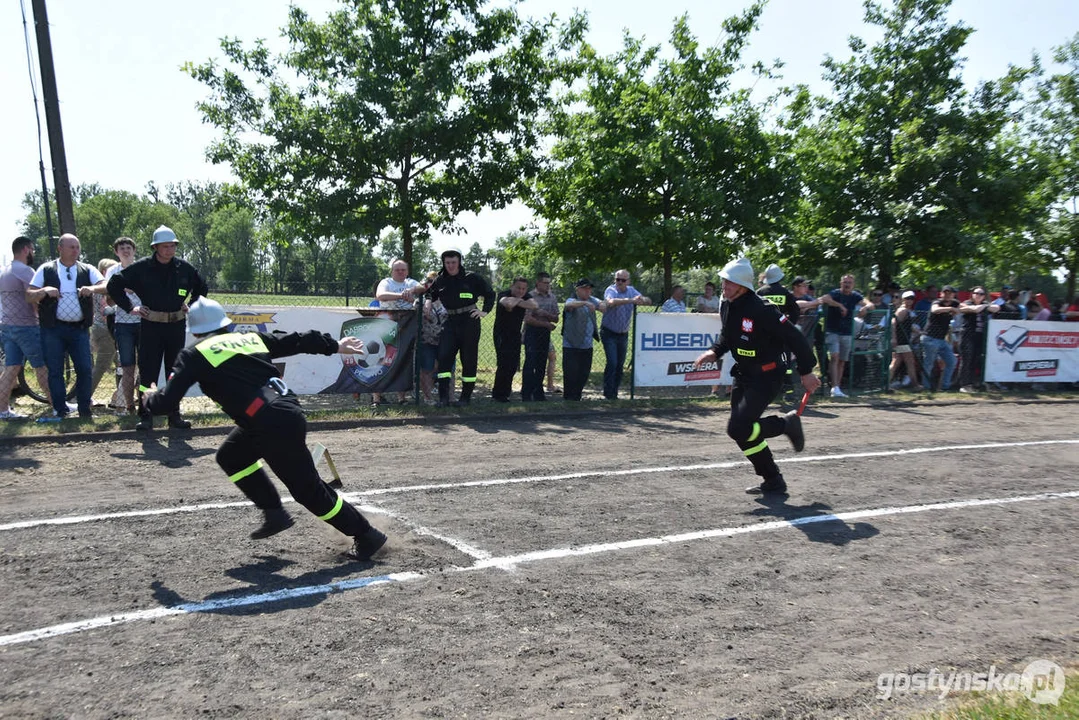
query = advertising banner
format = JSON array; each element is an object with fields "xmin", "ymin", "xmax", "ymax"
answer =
[
  {"xmin": 633, "ymin": 312, "xmax": 733, "ymax": 387},
  {"xmin": 984, "ymin": 319, "xmax": 1079, "ymax": 383},
  {"xmin": 198, "ymin": 305, "xmax": 418, "ymax": 395}
]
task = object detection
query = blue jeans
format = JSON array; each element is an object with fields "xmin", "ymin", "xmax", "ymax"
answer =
[
  {"xmin": 1, "ymin": 324, "xmax": 46, "ymax": 368},
  {"xmin": 113, "ymin": 321, "xmax": 140, "ymax": 367},
  {"xmin": 600, "ymin": 327, "xmax": 628, "ymax": 398},
  {"xmin": 41, "ymin": 323, "xmax": 93, "ymax": 414},
  {"xmin": 921, "ymin": 336, "xmax": 956, "ymax": 390}
]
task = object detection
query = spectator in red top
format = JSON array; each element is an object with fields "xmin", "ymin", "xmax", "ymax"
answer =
[{"xmin": 1065, "ymin": 296, "xmax": 1079, "ymax": 321}]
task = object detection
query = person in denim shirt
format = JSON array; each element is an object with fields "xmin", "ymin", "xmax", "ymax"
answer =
[{"xmin": 601, "ymin": 270, "xmax": 651, "ymax": 399}]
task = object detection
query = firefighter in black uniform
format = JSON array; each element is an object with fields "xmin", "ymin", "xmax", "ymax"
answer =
[
  {"xmin": 694, "ymin": 258, "xmax": 821, "ymax": 495},
  {"xmin": 426, "ymin": 248, "xmax": 495, "ymax": 406},
  {"xmin": 107, "ymin": 225, "xmax": 207, "ymax": 431},
  {"xmin": 142, "ymin": 297, "xmax": 388, "ymax": 561},
  {"xmin": 757, "ymin": 262, "xmax": 801, "ymax": 399}
]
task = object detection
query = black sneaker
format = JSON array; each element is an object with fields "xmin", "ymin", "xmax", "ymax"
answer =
[
  {"xmin": 350, "ymin": 527, "xmax": 388, "ymax": 561},
  {"xmin": 452, "ymin": 398, "xmax": 470, "ymax": 408},
  {"xmin": 745, "ymin": 480, "xmax": 788, "ymax": 495},
  {"xmin": 135, "ymin": 414, "xmax": 154, "ymax": 431},
  {"xmin": 250, "ymin": 508, "xmax": 295, "ymax": 539},
  {"xmin": 784, "ymin": 410, "xmax": 805, "ymax": 452},
  {"xmin": 168, "ymin": 413, "xmax": 192, "ymax": 429}
]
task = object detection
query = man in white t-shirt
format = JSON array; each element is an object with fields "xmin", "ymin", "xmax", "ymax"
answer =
[
  {"xmin": 0, "ymin": 236, "xmax": 53, "ymax": 418},
  {"xmin": 27, "ymin": 233, "xmax": 106, "ymax": 420},
  {"xmin": 372, "ymin": 258, "xmax": 421, "ymax": 405}
]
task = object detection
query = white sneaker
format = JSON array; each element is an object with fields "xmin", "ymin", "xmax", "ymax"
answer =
[
  {"xmin": 0, "ymin": 409, "xmax": 28, "ymax": 420},
  {"xmin": 901, "ymin": 376, "xmax": 912, "ymax": 387},
  {"xmin": 830, "ymin": 387, "xmax": 848, "ymax": 398}
]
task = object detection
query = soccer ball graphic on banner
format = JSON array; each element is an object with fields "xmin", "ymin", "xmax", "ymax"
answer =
[
  {"xmin": 340, "ymin": 317, "xmax": 399, "ymax": 385},
  {"xmin": 356, "ymin": 339, "xmax": 388, "ymax": 369}
]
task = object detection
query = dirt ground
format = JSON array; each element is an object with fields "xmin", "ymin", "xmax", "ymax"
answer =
[{"xmin": 0, "ymin": 398, "xmax": 1077, "ymax": 719}]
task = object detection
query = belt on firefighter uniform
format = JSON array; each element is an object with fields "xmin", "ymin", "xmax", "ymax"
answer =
[
  {"xmin": 243, "ymin": 377, "xmax": 291, "ymax": 418},
  {"xmin": 143, "ymin": 309, "xmax": 187, "ymax": 323},
  {"xmin": 732, "ymin": 360, "xmax": 779, "ymax": 378},
  {"xmin": 446, "ymin": 304, "xmax": 477, "ymax": 316}
]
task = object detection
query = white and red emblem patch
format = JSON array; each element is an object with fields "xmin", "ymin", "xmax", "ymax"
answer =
[{"xmin": 741, "ymin": 318, "xmax": 754, "ymax": 333}]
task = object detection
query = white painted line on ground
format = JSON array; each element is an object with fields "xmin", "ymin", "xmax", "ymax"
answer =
[
  {"xmin": 3, "ymin": 439, "xmax": 1076, "ymax": 534},
  {"xmin": 3, "ymin": 489, "xmax": 1077, "ymax": 648},
  {"xmin": 0, "ymin": 572, "xmax": 423, "ymax": 647}
]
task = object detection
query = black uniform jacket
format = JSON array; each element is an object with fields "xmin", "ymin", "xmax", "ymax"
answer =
[
  {"xmin": 107, "ymin": 255, "xmax": 207, "ymax": 313},
  {"xmin": 429, "ymin": 270, "xmax": 495, "ymax": 313},
  {"xmin": 757, "ymin": 282, "xmax": 800, "ymax": 323},
  {"xmin": 710, "ymin": 291, "xmax": 815, "ymax": 376},
  {"xmin": 145, "ymin": 331, "xmax": 339, "ymax": 424}
]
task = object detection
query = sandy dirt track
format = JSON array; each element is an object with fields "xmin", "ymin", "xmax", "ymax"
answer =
[{"xmin": 1, "ymin": 398, "xmax": 1077, "ymax": 719}]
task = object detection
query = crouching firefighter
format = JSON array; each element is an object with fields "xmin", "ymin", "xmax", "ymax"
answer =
[
  {"xmin": 142, "ymin": 297, "xmax": 388, "ymax": 560},
  {"xmin": 693, "ymin": 258, "xmax": 821, "ymax": 496}
]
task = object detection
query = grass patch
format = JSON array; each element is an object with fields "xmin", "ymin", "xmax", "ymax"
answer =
[{"xmin": 923, "ymin": 666, "xmax": 1078, "ymax": 720}]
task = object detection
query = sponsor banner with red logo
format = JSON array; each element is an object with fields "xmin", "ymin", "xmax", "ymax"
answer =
[
  {"xmin": 633, "ymin": 313, "xmax": 734, "ymax": 387},
  {"xmin": 985, "ymin": 319, "xmax": 1079, "ymax": 382}
]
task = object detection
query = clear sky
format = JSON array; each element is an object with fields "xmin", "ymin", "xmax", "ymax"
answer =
[{"xmin": 2, "ymin": 0, "xmax": 1076, "ymax": 264}]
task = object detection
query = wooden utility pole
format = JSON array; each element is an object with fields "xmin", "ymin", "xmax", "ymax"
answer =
[{"xmin": 32, "ymin": 0, "xmax": 75, "ymax": 243}]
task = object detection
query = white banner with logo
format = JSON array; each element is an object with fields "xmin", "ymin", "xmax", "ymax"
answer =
[
  {"xmin": 985, "ymin": 319, "xmax": 1079, "ymax": 382},
  {"xmin": 171, "ymin": 305, "xmax": 411, "ymax": 396},
  {"xmin": 633, "ymin": 312, "xmax": 733, "ymax": 387}
]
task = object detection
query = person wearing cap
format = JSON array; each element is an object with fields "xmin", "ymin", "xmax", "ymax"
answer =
[
  {"xmin": 425, "ymin": 247, "xmax": 495, "ymax": 406},
  {"xmin": 27, "ymin": 233, "xmax": 108, "ymax": 421},
  {"xmin": 562, "ymin": 278, "xmax": 607, "ymax": 401},
  {"xmin": 922, "ymin": 285, "xmax": 960, "ymax": 392},
  {"xmin": 888, "ymin": 290, "xmax": 923, "ymax": 391},
  {"xmin": 956, "ymin": 286, "xmax": 1000, "ymax": 392},
  {"xmin": 757, "ymin": 263, "xmax": 800, "ymax": 399},
  {"xmin": 692, "ymin": 258, "xmax": 820, "ymax": 496},
  {"xmin": 601, "ymin": 270, "xmax": 651, "ymax": 399},
  {"xmin": 818, "ymin": 274, "xmax": 875, "ymax": 398},
  {"xmin": 107, "ymin": 225, "xmax": 207, "ymax": 430},
  {"xmin": 491, "ymin": 276, "xmax": 539, "ymax": 402},
  {"xmin": 141, "ymin": 297, "xmax": 388, "ymax": 561}
]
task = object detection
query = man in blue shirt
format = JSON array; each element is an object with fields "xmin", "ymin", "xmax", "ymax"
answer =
[
  {"xmin": 562, "ymin": 279, "xmax": 607, "ymax": 401},
  {"xmin": 818, "ymin": 274, "xmax": 873, "ymax": 398},
  {"xmin": 600, "ymin": 270, "xmax": 651, "ymax": 399}
]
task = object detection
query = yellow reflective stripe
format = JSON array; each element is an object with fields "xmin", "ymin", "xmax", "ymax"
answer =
[
  {"xmin": 764, "ymin": 295, "xmax": 785, "ymax": 306},
  {"xmin": 459, "ymin": 292, "xmax": 474, "ymax": 299},
  {"xmin": 229, "ymin": 460, "xmax": 264, "ymax": 483},
  {"xmin": 747, "ymin": 422, "xmax": 761, "ymax": 443},
  {"xmin": 318, "ymin": 496, "xmax": 343, "ymax": 521},
  {"xmin": 736, "ymin": 348, "xmax": 756, "ymax": 357},
  {"xmin": 437, "ymin": 372, "xmax": 452, "ymax": 379},
  {"xmin": 462, "ymin": 376, "xmax": 477, "ymax": 382},
  {"xmin": 196, "ymin": 332, "xmax": 269, "ymax": 368},
  {"xmin": 178, "ymin": 289, "xmax": 188, "ymax": 297},
  {"xmin": 138, "ymin": 384, "xmax": 152, "ymax": 393},
  {"xmin": 744, "ymin": 440, "xmax": 768, "ymax": 457}
]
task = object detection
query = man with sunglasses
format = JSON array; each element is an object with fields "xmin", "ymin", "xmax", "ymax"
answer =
[
  {"xmin": 601, "ymin": 270, "xmax": 651, "ymax": 399},
  {"xmin": 27, "ymin": 233, "xmax": 107, "ymax": 421}
]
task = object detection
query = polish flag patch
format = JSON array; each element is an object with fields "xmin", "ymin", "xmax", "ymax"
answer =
[{"xmin": 742, "ymin": 318, "xmax": 754, "ymax": 333}]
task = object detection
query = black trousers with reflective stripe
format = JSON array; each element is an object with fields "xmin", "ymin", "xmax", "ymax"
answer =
[
  {"xmin": 727, "ymin": 373, "xmax": 787, "ymax": 483},
  {"xmin": 215, "ymin": 395, "xmax": 371, "ymax": 537},
  {"xmin": 138, "ymin": 320, "xmax": 185, "ymax": 399},
  {"xmin": 437, "ymin": 314, "xmax": 481, "ymax": 400}
]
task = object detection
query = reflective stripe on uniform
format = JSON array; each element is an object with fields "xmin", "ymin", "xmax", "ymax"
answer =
[
  {"xmin": 744, "ymin": 440, "xmax": 768, "ymax": 457},
  {"xmin": 318, "ymin": 496, "xmax": 343, "ymax": 521},
  {"xmin": 437, "ymin": 371, "xmax": 453, "ymax": 379},
  {"xmin": 138, "ymin": 384, "xmax": 152, "ymax": 393},
  {"xmin": 737, "ymin": 348, "xmax": 756, "ymax": 357},
  {"xmin": 764, "ymin": 295, "xmax": 785, "ymax": 307},
  {"xmin": 459, "ymin": 292, "xmax": 474, "ymax": 299},
  {"xmin": 462, "ymin": 376, "xmax": 476, "ymax": 383},
  {"xmin": 747, "ymin": 422, "xmax": 761, "ymax": 443},
  {"xmin": 229, "ymin": 460, "xmax": 264, "ymax": 483},
  {"xmin": 196, "ymin": 332, "xmax": 270, "ymax": 368}
]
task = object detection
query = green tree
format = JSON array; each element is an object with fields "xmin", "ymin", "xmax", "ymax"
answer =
[
  {"xmin": 792, "ymin": 0, "xmax": 1030, "ymax": 287},
  {"xmin": 531, "ymin": 6, "xmax": 789, "ymax": 294},
  {"xmin": 1025, "ymin": 34, "xmax": 1079, "ymax": 300},
  {"xmin": 186, "ymin": 0, "xmax": 584, "ymax": 271},
  {"xmin": 206, "ymin": 204, "xmax": 258, "ymax": 288},
  {"xmin": 463, "ymin": 242, "xmax": 492, "ymax": 286},
  {"xmin": 377, "ymin": 229, "xmax": 437, "ymax": 276}
]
